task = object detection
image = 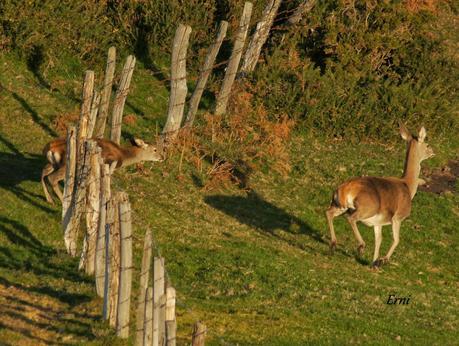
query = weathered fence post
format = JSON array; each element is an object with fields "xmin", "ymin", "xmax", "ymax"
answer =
[
  {"xmin": 287, "ymin": 0, "xmax": 316, "ymax": 25},
  {"xmin": 108, "ymin": 196, "xmax": 121, "ymax": 327},
  {"xmin": 95, "ymin": 163, "xmax": 111, "ymax": 297},
  {"xmin": 135, "ymin": 231, "xmax": 152, "ymax": 346},
  {"xmin": 215, "ymin": 2, "xmax": 253, "ymax": 115},
  {"xmin": 192, "ymin": 322, "xmax": 207, "ymax": 346},
  {"xmin": 158, "ymin": 294, "xmax": 167, "ymax": 346},
  {"xmin": 102, "ymin": 223, "xmax": 111, "ymax": 320},
  {"xmin": 240, "ymin": 0, "xmax": 281, "ymax": 75},
  {"xmin": 152, "ymin": 257, "xmax": 165, "ymax": 346},
  {"xmin": 165, "ymin": 286, "xmax": 176, "ymax": 346},
  {"xmin": 77, "ymin": 71, "xmax": 94, "ymax": 156},
  {"xmin": 110, "ymin": 55, "xmax": 136, "ymax": 145},
  {"xmin": 143, "ymin": 287, "xmax": 154, "ymax": 345},
  {"xmin": 162, "ymin": 24, "xmax": 192, "ymax": 141},
  {"xmin": 87, "ymin": 90, "xmax": 100, "ymax": 138},
  {"xmin": 116, "ymin": 192, "xmax": 133, "ymax": 338},
  {"xmin": 184, "ymin": 21, "xmax": 228, "ymax": 127},
  {"xmin": 62, "ymin": 125, "xmax": 76, "ymax": 222},
  {"xmin": 79, "ymin": 146, "xmax": 102, "ymax": 274},
  {"xmin": 63, "ymin": 139, "xmax": 94, "ymax": 256},
  {"xmin": 95, "ymin": 46, "xmax": 116, "ymax": 138}
]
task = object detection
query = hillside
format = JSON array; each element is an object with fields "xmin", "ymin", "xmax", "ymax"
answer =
[{"xmin": 1, "ymin": 0, "xmax": 459, "ymax": 345}]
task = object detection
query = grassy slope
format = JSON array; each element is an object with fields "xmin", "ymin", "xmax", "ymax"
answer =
[{"xmin": 0, "ymin": 53, "xmax": 458, "ymax": 345}]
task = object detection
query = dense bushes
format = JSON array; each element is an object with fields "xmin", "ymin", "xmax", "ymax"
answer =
[{"xmin": 1, "ymin": 0, "xmax": 457, "ymax": 139}]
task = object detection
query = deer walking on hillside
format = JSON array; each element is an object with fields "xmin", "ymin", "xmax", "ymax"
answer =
[
  {"xmin": 41, "ymin": 137, "xmax": 164, "ymax": 205},
  {"xmin": 326, "ymin": 124, "xmax": 434, "ymax": 267}
]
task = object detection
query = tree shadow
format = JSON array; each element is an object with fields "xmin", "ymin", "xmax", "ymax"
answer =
[
  {"xmin": 26, "ymin": 44, "xmax": 51, "ymax": 90},
  {"xmin": 0, "ymin": 137, "xmax": 56, "ymax": 213},
  {"xmin": 11, "ymin": 91, "xmax": 58, "ymax": 137},
  {"xmin": 204, "ymin": 190, "xmax": 325, "ymax": 248}
]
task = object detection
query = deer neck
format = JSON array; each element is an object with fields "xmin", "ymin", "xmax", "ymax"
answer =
[
  {"xmin": 401, "ymin": 141, "xmax": 421, "ymax": 199},
  {"xmin": 119, "ymin": 147, "xmax": 143, "ymax": 167}
]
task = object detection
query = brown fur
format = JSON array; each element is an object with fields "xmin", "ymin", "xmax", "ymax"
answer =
[
  {"xmin": 326, "ymin": 125, "xmax": 434, "ymax": 267},
  {"xmin": 41, "ymin": 137, "xmax": 163, "ymax": 205}
]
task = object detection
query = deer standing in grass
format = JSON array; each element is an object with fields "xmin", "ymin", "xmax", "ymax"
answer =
[
  {"xmin": 326, "ymin": 125, "xmax": 434, "ymax": 267},
  {"xmin": 41, "ymin": 137, "xmax": 164, "ymax": 205}
]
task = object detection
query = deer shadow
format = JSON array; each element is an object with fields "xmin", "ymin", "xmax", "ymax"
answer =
[{"xmin": 205, "ymin": 191, "xmax": 325, "ymax": 250}]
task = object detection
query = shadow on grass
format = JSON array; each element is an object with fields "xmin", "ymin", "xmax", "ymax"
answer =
[
  {"xmin": 0, "ymin": 137, "xmax": 56, "ymax": 213},
  {"xmin": 205, "ymin": 191, "xmax": 325, "ymax": 249}
]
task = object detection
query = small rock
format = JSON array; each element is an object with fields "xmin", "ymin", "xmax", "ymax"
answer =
[{"xmin": 395, "ymin": 335, "xmax": 401, "ymax": 341}]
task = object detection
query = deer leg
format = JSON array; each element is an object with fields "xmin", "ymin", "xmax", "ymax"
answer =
[
  {"xmin": 41, "ymin": 164, "xmax": 55, "ymax": 204},
  {"xmin": 346, "ymin": 215, "xmax": 366, "ymax": 256},
  {"xmin": 326, "ymin": 206, "xmax": 346, "ymax": 253},
  {"xmin": 384, "ymin": 219, "xmax": 401, "ymax": 262},
  {"xmin": 371, "ymin": 225, "xmax": 383, "ymax": 267},
  {"xmin": 48, "ymin": 166, "xmax": 65, "ymax": 203}
]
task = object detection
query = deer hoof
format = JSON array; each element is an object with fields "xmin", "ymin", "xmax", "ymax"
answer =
[
  {"xmin": 372, "ymin": 257, "xmax": 388, "ymax": 268},
  {"xmin": 357, "ymin": 243, "xmax": 365, "ymax": 256},
  {"xmin": 329, "ymin": 241, "xmax": 337, "ymax": 255}
]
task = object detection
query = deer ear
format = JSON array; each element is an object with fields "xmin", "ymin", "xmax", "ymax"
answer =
[
  {"xmin": 399, "ymin": 122, "xmax": 412, "ymax": 141},
  {"xmin": 132, "ymin": 138, "xmax": 147, "ymax": 148},
  {"xmin": 418, "ymin": 127, "xmax": 426, "ymax": 143}
]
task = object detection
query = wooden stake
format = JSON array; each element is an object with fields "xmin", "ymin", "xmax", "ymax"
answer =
[
  {"xmin": 116, "ymin": 192, "xmax": 133, "ymax": 338},
  {"xmin": 108, "ymin": 196, "xmax": 121, "ymax": 327},
  {"xmin": 143, "ymin": 287, "xmax": 154, "ymax": 346},
  {"xmin": 95, "ymin": 46, "xmax": 116, "ymax": 138},
  {"xmin": 87, "ymin": 90, "xmax": 100, "ymax": 138},
  {"xmin": 152, "ymin": 257, "xmax": 165, "ymax": 346},
  {"xmin": 162, "ymin": 24, "xmax": 192, "ymax": 141},
  {"xmin": 81, "ymin": 146, "xmax": 102, "ymax": 274},
  {"xmin": 192, "ymin": 322, "xmax": 207, "ymax": 346},
  {"xmin": 215, "ymin": 2, "xmax": 252, "ymax": 115},
  {"xmin": 110, "ymin": 55, "xmax": 136, "ymax": 145},
  {"xmin": 184, "ymin": 21, "xmax": 228, "ymax": 127},
  {"xmin": 95, "ymin": 163, "xmax": 111, "ymax": 297},
  {"xmin": 165, "ymin": 287, "xmax": 176, "ymax": 322},
  {"xmin": 77, "ymin": 71, "xmax": 94, "ymax": 157},
  {"xmin": 135, "ymin": 231, "xmax": 153, "ymax": 346},
  {"xmin": 63, "ymin": 139, "xmax": 93, "ymax": 256},
  {"xmin": 158, "ymin": 294, "xmax": 166, "ymax": 346},
  {"xmin": 166, "ymin": 320, "xmax": 177, "ymax": 346},
  {"xmin": 62, "ymin": 125, "xmax": 76, "ymax": 224},
  {"xmin": 102, "ymin": 223, "xmax": 111, "ymax": 320},
  {"xmin": 240, "ymin": 0, "xmax": 281, "ymax": 74}
]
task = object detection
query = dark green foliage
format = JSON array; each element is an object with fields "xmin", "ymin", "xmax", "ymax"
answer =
[
  {"xmin": 253, "ymin": 1, "xmax": 459, "ymax": 138},
  {"xmin": 1, "ymin": 0, "xmax": 457, "ymax": 139}
]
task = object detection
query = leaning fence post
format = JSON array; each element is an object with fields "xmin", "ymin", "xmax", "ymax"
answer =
[
  {"xmin": 184, "ymin": 21, "xmax": 228, "ymax": 127},
  {"xmin": 95, "ymin": 163, "xmax": 111, "ymax": 297},
  {"xmin": 287, "ymin": 0, "xmax": 316, "ymax": 25},
  {"xmin": 215, "ymin": 2, "xmax": 253, "ymax": 115},
  {"xmin": 79, "ymin": 145, "xmax": 102, "ymax": 274},
  {"xmin": 87, "ymin": 90, "xmax": 100, "ymax": 138},
  {"xmin": 162, "ymin": 24, "xmax": 192, "ymax": 141},
  {"xmin": 192, "ymin": 321, "xmax": 207, "ymax": 346},
  {"xmin": 152, "ymin": 257, "xmax": 165, "ymax": 346},
  {"xmin": 143, "ymin": 286, "xmax": 154, "ymax": 345},
  {"xmin": 111, "ymin": 55, "xmax": 136, "ymax": 145},
  {"xmin": 116, "ymin": 192, "xmax": 133, "ymax": 338},
  {"xmin": 109, "ymin": 195, "xmax": 121, "ymax": 327},
  {"xmin": 62, "ymin": 125, "xmax": 76, "ymax": 223},
  {"xmin": 135, "ymin": 231, "xmax": 153, "ymax": 346},
  {"xmin": 95, "ymin": 46, "xmax": 117, "ymax": 138},
  {"xmin": 63, "ymin": 139, "xmax": 93, "ymax": 256},
  {"xmin": 77, "ymin": 71, "xmax": 94, "ymax": 157},
  {"xmin": 240, "ymin": 0, "xmax": 281, "ymax": 75},
  {"xmin": 102, "ymin": 223, "xmax": 111, "ymax": 320}
]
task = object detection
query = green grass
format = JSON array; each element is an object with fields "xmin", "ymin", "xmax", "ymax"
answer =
[{"xmin": 0, "ymin": 52, "xmax": 458, "ymax": 345}]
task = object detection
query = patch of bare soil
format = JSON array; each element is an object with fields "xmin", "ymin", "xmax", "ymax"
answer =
[{"xmin": 420, "ymin": 159, "xmax": 459, "ymax": 194}]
